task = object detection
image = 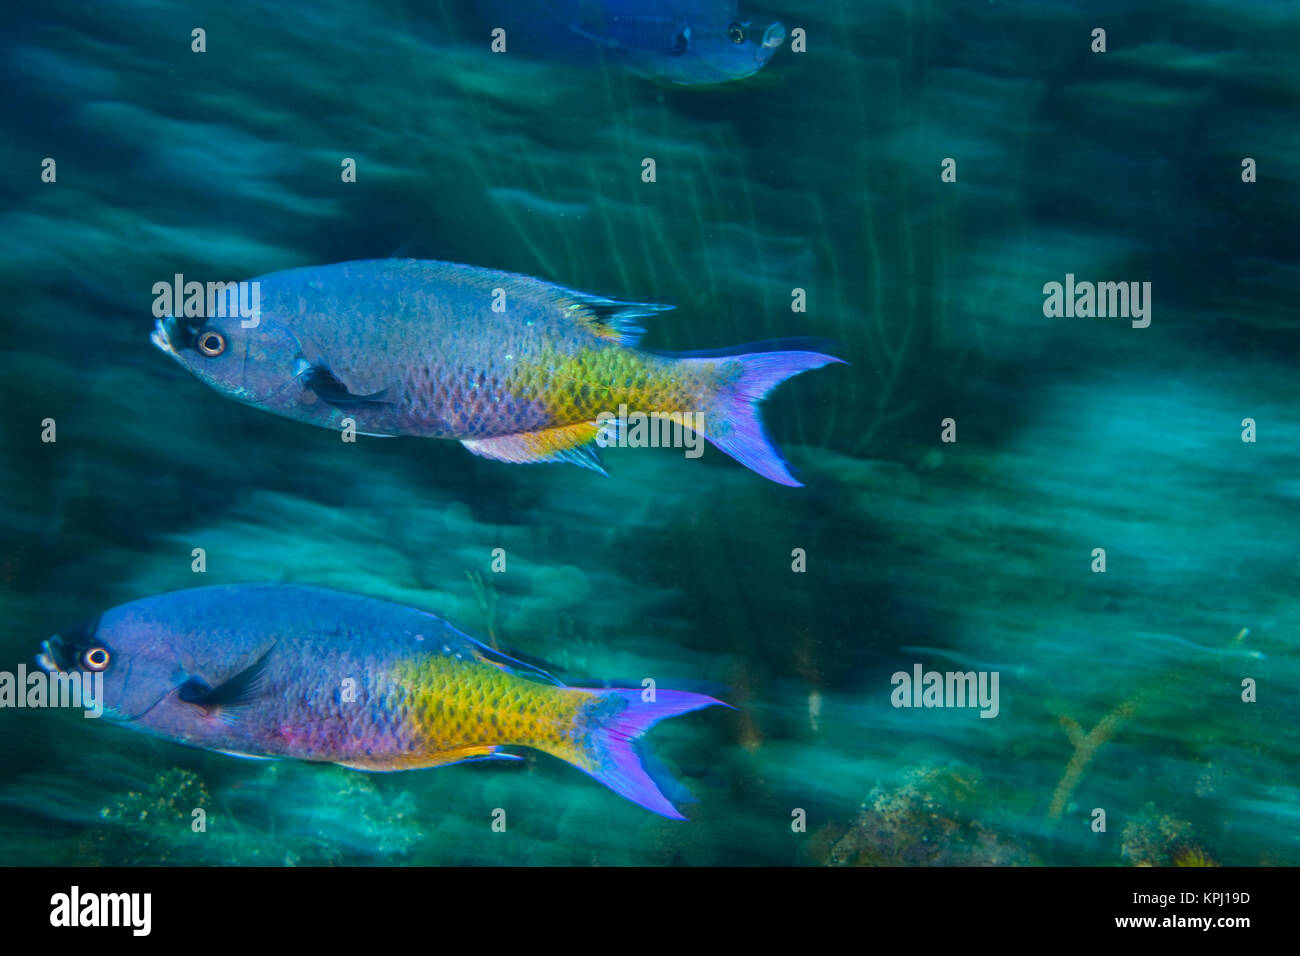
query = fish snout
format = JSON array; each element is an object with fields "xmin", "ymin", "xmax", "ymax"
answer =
[
  {"xmin": 151, "ymin": 313, "xmax": 208, "ymax": 360},
  {"xmin": 151, "ymin": 315, "xmax": 183, "ymax": 357},
  {"xmin": 37, "ymin": 634, "xmax": 72, "ymax": 673},
  {"xmin": 37, "ymin": 614, "xmax": 104, "ymax": 674},
  {"xmin": 761, "ymin": 22, "xmax": 785, "ymax": 51}
]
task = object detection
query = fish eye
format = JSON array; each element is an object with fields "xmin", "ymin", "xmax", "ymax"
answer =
[
  {"xmin": 82, "ymin": 647, "xmax": 110, "ymax": 671},
  {"xmin": 727, "ymin": 22, "xmax": 746, "ymax": 44},
  {"xmin": 197, "ymin": 330, "xmax": 226, "ymax": 357}
]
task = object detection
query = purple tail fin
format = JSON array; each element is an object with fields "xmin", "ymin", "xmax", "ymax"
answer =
[
  {"xmin": 698, "ymin": 350, "xmax": 845, "ymax": 486},
  {"xmin": 568, "ymin": 688, "xmax": 727, "ymax": 820}
]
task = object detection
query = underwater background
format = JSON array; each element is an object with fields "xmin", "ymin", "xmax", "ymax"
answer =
[{"xmin": 1, "ymin": 0, "xmax": 1297, "ymax": 865}]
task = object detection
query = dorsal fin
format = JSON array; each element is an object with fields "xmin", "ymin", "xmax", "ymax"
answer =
[
  {"xmin": 410, "ymin": 610, "xmax": 568, "ymax": 687},
  {"xmin": 472, "ymin": 642, "xmax": 566, "ymax": 687},
  {"xmin": 569, "ymin": 16, "xmax": 689, "ymax": 53},
  {"xmin": 559, "ymin": 290, "xmax": 675, "ymax": 347}
]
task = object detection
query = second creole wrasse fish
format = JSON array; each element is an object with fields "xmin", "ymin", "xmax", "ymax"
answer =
[
  {"xmin": 480, "ymin": 0, "xmax": 786, "ymax": 86},
  {"xmin": 151, "ymin": 259, "xmax": 844, "ymax": 486},
  {"xmin": 36, "ymin": 584, "xmax": 727, "ymax": 819}
]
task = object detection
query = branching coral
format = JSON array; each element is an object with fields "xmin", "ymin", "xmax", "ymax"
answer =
[{"xmin": 1046, "ymin": 628, "xmax": 1249, "ymax": 823}]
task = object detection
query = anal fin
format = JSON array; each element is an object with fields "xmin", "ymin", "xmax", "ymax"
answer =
[
  {"xmin": 336, "ymin": 746, "xmax": 523, "ymax": 772},
  {"xmin": 462, "ymin": 422, "xmax": 607, "ymax": 475}
]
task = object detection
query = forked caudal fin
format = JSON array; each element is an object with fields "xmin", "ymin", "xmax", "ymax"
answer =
[
  {"xmin": 566, "ymin": 688, "xmax": 727, "ymax": 820},
  {"xmin": 458, "ymin": 345, "xmax": 844, "ymax": 486},
  {"xmin": 698, "ymin": 349, "xmax": 846, "ymax": 487}
]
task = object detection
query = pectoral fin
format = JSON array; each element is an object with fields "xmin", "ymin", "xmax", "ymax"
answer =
[
  {"xmin": 178, "ymin": 644, "xmax": 275, "ymax": 717},
  {"xmin": 303, "ymin": 363, "xmax": 393, "ymax": 408}
]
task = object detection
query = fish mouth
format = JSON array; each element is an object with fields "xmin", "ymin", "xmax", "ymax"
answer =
[
  {"xmin": 36, "ymin": 635, "xmax": 68, "ymax": 673},
  {"xmin": 37, "ymin": 614, "xmax": 99, "ymax": 674},
  {"xmin": 762, "ymin": 22, "xmax": 785, "ymax": 51},
  {"xmin": 150, "ymin": 315, "xmax": 189, "ymax": 362},
  {"xmin": 35, "ymin": 634, "xmax": 75, "ymax": 671},
  {"xmin": 151, "ymin": 315, "xmax": 176, "ymax": 354}
]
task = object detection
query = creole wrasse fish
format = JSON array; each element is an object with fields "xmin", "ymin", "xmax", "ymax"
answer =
[
  {"xmin": 36, "ymin": 584, "xmax": 727, "ymax": 819},
  {"xmin": 151, "ymin": 259, "xmax": 844, "ymax": 486},
  {"xmin": 481, "ymin": 0, "xmax": 785, "ymax": 86}
]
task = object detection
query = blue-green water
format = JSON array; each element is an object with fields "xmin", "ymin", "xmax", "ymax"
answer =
[{"xmin": 1, "ymin": 0, "xmax": 1297, "ymax": 865}]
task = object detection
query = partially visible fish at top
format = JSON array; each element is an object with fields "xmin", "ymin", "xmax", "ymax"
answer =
[
  {"xmin": 500, "ymin": 0, "xmax": 786, "ymax": 86},
  {"xmin": 151, "ymin": 259, "xmax": 844, "ymax": 486}
]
